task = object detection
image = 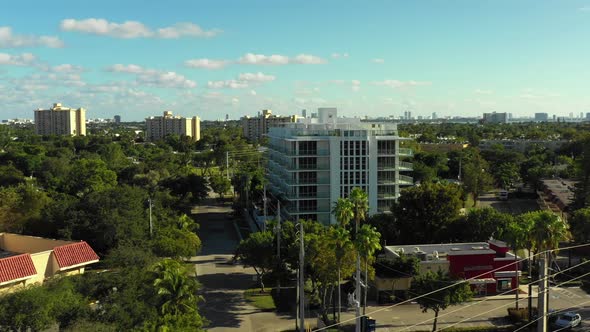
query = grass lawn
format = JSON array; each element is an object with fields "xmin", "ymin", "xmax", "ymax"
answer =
[{"xmin": 244, "ymin": 288, "xmax": 276, "ymax": 310}]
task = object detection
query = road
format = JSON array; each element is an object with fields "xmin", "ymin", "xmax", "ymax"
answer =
[{"xmin": 478, "ymin": 192, "xmax": 539, "ymax": 215}]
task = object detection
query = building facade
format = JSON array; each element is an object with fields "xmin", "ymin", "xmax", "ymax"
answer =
[
  {"xmin": 381, "ymin": 239, "xmax": 519, "ymax": 296},
  {"xmin": 241, "ymin": 109, "xmax": 298, "ymax": 142},
  {"xmin": 34, "ymin": 103, "xmax": 86, "ymax": 136},
  {"xmin": 482, "ymin": 112, "xmax": 508, "ymax": 124},
  {"xmin": 0, "ymin": 233, "xmax": 99, "ymax": 293},
  {"xmin": 535, "ymin": 113, "xmax": 549, "ymax": 122},
  {"xmin": 145, "ymin": 111, "xmax": 200, "ymax": 142},
  {"xmin": 266, "ymin": 108, "xmax": 413, "ymax": 225}
]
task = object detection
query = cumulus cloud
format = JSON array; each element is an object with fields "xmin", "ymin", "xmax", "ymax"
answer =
[
  {"xmin": 107, "ymin": 64, "xmax": 197, "ymax": 88},
  {"xmin": 60, "ymin": 18, "xmax": 220, "ymax": 39},
  {"xmin": 184, "ymin": 58, "xmax": 228, "ymax": 70},
  {"xmin": 372, "ymin": 58, "xmax": 385, "ymax": 64},
  {"xmin": 372, "ymin": 79, "xmax": 431, "ymax": 88},
  {"xmin": 238, "ymin": 53, "xmax": 326, "ymax": 65},
  {"xmin": 0, "ymin": 27, "xmax": 64, "ymax": 48},
  {"xmin": 43, "ymin": 64, "xmax": 84, "ymax": 73},
  {"xmin": 0, "ymin": 52, "xmax": 36, "ymax": 66},
  {"xmin": 238, "ymin": 72, "xmax": 275, "ymax": 82}
]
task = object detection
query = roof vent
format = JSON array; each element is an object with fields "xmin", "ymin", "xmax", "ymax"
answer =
[
  {"xmin": 450, "ymin": 248, "xmax": 461, "ymax": 251},
  {"xmin": 414, "ymin": 247, "xmax": 421, "ymax": 252},
  {"xmin": 472, "ymin": 246, "xmax": 485, "ymax": 250}
]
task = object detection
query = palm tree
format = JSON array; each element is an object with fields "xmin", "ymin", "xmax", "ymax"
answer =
[
  {"xmin": 329, "ymin": 226, "xmax": 353, "ymax": 322},
  {"xmin": 152, "ymin": 259, "xmax": 201, "ymax": 316},
  {"xmin": 332, "ymin": 198, "xmax": 354, "ymax": 227},
  {"xmin": 531, "ymin": 211, "xmax": 572, "ymax": 254},
  {"xmin": 499, "ymin": 220, "xmax": 528, "ymax": 309},
  {"xmin": 348, "ymin": 187, "xmax": 369, "ymax": 327},
  {"xmin": 355, "ymin": 224, "xmax": 382, "ymax": 315}
]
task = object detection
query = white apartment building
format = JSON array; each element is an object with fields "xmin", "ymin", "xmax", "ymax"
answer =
[
  {"xmin": 145, "ymin": 111, "xmax": 201, "ymax": 142},
  {"xmin": 34, "ymin": 103, "xmax": 86, "ymax": 136},
  {"xmin": 241, "ymin": 109, "xmax": 298, "ymax": 142},
  {"xmin": 266, "ymin": 108, "xmax": 413, "ymax": 225}
]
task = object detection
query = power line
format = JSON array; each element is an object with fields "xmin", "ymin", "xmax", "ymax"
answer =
[{"xmin": 313, "ymin": 243, "xmax": 590, "ymax": 332}]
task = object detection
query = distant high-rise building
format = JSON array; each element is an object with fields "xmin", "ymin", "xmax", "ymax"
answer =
[
  {"xmin": 432, "ymin": 112, "xmax": 437, "ymax": 120},
  {"xmin": 302, "ymin": 109, "xmax": 307, "ymax": 118},
  {"xmin": 586, "ymin": 113, "xmax": 590, "ymax": 120},
  {"xmin": 145, "ymin": 111, "xmax": 200, "ymax": 142},
  {"xmin": 553, "ymin": 114, "xmax": 557, "ymax": 121},
  {"xmin": 34, "ymin": 103, "xmax": 86, "ymax": 136},
  {"xmin": 482, "ymin": 112, "xmax": 508, "ymax": 124},
  {"xmin": 241, "ymin": 109, "xmax": 297, "ymax": 142},
  {"xmin": 569, "ymin": 112, "xmax": 574, "ymax": 119},
  {"xmin": 225, "ymin": 114, "xmax": 229, "ymax": 121},
  {"xmin": 508, "ymin": 113, "xmax": 513, "ymax": 120},
  {"xmin": 580, "ymin": 112, "xmax": 584, "ymax": 119},
  {"xmin": 114, "ymin": 115, "xmax": 121, "ymax": 123},
  {"xmin": 535, "ymin": 113, "xmax": 548, "ymax": 122}
]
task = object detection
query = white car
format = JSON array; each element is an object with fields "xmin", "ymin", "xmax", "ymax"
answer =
[{"xmin": 553, "ymin": 312, "xmax": 582, "ymax": 329}]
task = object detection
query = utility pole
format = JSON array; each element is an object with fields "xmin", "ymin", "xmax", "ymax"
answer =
[
  {"xmin": 148, "ymin": 197, "xmax": 153, "ymax": 238},
  {"xmin": 355, "ymin": 219, "xmax": 361, "ymax": 332},
  {"xmin": 263, "ymin": 184, "xmax": 267, "ymax": 232},
  {"xmin": 226, "ymin": 151, "xmax": 230, "ymax": 180},
  {"xmin": 299, "ymin": 220, "xmax": 305, "ymax": 332},
  {"xmin": 276, "ymin": 201, "xmax": 281, "ymax": 295},
  {"xmin": 537, "ymin": 252, "xmax": 548, "ymax": 332}
]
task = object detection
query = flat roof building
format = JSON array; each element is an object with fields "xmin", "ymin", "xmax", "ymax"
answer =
[
  {"xmin": 34, "ymin": 103, "xmax": 86, "ymax": 136},
  {"xmin": 267, "ymin": 108, "xmax": 413, "ymax": 225},
  {"xmin": 482, "ymin": 112, "xmax": 508, "ymax": 124},
  {"xmin": 145, "ymin": 111, "xmax": 200, "ymax": 142},
  {"xmin": 241, "ymin": 109, "xmax": 298, "ymax": 142}
]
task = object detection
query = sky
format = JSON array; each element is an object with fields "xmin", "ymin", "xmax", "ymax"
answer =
[{"xmin": 1, "ymin": 0, "xmax": 589, "ymax": 121}]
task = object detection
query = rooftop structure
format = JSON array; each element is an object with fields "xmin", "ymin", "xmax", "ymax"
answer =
[
  {"xmin": 538, "ymin": 178, "xmax": 576, "ymax": 213},
  {"xmin": 241, "ymin": 109, "xmax": 298, "ymax": 142},
  {"xmin": 266, "ymin": 108, "xmax": 413, "ymax": 225}
]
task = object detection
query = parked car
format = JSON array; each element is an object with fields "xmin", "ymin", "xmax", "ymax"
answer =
[
  {"xmin": 498, "ymin": 190, "xmax": 508, "ymax": 201},
  {"xmin": 553, "ymin": 312, "xmax": 582, "ymax": 329}
]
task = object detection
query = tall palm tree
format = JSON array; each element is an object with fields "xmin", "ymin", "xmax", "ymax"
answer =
[
  {"xmin": 499, "ymin": 220, "xmax": 528, "ymax": 309},
  {"xmin": 531, "ymin": 211, "xmax": 572, "ymax": 254},
  {"xmin": 329, "ymin": 226, "xmax": 353, "ymax": 322},
  {"xmin": 355, "ymin": 224, "xmax": 382, "ymax": 315},
  {"xmin": 332, "ymin": 198, "xmax": 354, "ymax": 227},
  {"xmin": 348, "ymin": 187, "xmax": 369, "ymax": 329},
  {"xmin": 152, "ymin": 259, "xmax": 201, "ymax": 316}
]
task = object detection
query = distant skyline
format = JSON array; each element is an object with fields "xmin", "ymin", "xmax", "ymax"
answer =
[{"xmin": 1, "ymin": 0, "xmax": 589, "ymax": 121}]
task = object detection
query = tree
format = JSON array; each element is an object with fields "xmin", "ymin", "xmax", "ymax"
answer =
[
  {"xmin": 65, "ymin": 158, "xmax": 117, "ymax": 196},
  {"xmin": 393, "ymin": 182, "xmax": 463, "ymax": 244},
  {"xmin": 328, "ymin": 226, "xmax": 354, "ymax": 322},
  {"xmin": 210, "ymin": 174, "xmax": 231, "ymax": 199},
  {"xmin": 235, "ymin": 231, "xmax": 275, "ymax": 292},
  {"xmin": 151, "ymin": 259, "xmax": 202, "ymax": 317},
  {"xmin": 348, "ymin": 187, "xmax": 368, "ymax": 329},
  {"xmin": 498, "ymin": 218, "xmax": 530, "ymax": 309},
  {"xmin": 332, "ymin": 198, "xmax": 354, "ymax": 227},
  {"xmin": 355, "ymin": 224, "xmax": 381, "ymax": 315},
  {"xmin": 570, "ymin": 208, "xmax": 590, "ymax": 243},
  {"xmin": 528, "ymin": 211, "xmax": 572, "ymax": 254},
  {"xmin": 449, "ymin": 208, "xmax": 513, "ymax": 242},
  {"xmin": 462, "ymin": 156, "xmax": 494, "ymax": 206},
  {"xmin": 409, "ymin": 271, "xmax": 472, "ymax": 332},
  {"xmin": 493, "ymin": 162, "xmax": 521, "ymax": 189}
]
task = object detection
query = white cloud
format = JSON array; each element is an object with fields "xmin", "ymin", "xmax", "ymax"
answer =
[
  {"xmin": 372, "ymin": 80, "xmax": 431, "ymax": 88},
  {"xmin": 184, "ymin": 58, "xmax": 228, "ymax": 70},
  {"xmin": 46, "ymin": 64, "xmax": 84, "ymax": 73},
  {"xmin": 238, "ymin": 53, "xmax": 326, "ymax": 65},
  {"xmin": 331, "ymin": 53, "xmax": 349, "ymax": 58},
  {"xmin": 208, "ymin": 72, "xmax": 275, "ymax": 89},
  {"xmin": 60, "ymin": 18, "xmax": 220, "ymax": 39},
  {"xmin": 579, "ymin": 6, "xmax": 590, "ymax": 11},
  {"xmin": 329, "ymin": 79, "xmax": 361, "ymax": 92},
  {"xmin": 372, "ymin": 58, "xmax": 385, "ymax": 64},
  {"xmin": 107, "ymin": 64, "xmax": 196, "ymax": 88},
  {"xmin": 474, "ymin": 89, "xmax": 493, "ymax": 95},
  {"xmin": 0, "ymin": 27, "xmax": 64, "ymax": 48},
  {"xmin": 238, "ymin": 72, "xmax": 275, "ymax": 82},
  {"xmin": 250, "ymin": 90, "xmax": 257, "ymax": 96},
  {"xmin": 0, "ymin": 52, "xmax": 36, "ymax": 66}
]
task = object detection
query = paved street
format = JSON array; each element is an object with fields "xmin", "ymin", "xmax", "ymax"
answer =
[{"xmin": 478, "ymin": 193, "xmax": 539, "ymax": 215}]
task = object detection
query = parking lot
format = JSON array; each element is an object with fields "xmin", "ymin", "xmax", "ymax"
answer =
[{"xmin": 478, "ymin": 192, "xmax": 540, "ymax": 215}]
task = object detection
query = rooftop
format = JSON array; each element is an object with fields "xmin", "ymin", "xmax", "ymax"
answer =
[{"xmin": 386, "ymin": 242, "xmax": 498, "ymax": 258}]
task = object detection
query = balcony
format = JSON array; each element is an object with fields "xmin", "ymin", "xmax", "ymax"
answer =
[
  {"xmin": 377, "ymin": 193, "xmax": 397, "ymax": 199},
  {"xmin": 285, "ymin": 177, "xmax": 331, "ymax": 185},
  {"xmin": 285, "ymin": 149, "xmax": 330, "ymax": 156},
  {"xmin": 399, "ymin": 175, "xmax": 413, "ymax": 185},
  {"xmin": 399, "ymin": 161, "xmax": 413, "ymax": 171},
  {"xmin": 398, "ymin": 148, "xmax": 413, "ymax": 157},
  {"xmin": 284, "ymin": 192, "xmax": 331, "ymax": 200}
]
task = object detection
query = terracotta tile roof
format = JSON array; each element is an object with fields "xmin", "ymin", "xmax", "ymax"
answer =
[
  {"xmin": 0, "ymin": 254, "xmax": 37, "ymax": 284},
  {"xmin": 53, "ymin": 241, "xmax": 99, "ymax": 269}
]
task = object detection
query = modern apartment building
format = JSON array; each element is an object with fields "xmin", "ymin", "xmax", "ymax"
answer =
[
  {"xmin": 535, "ymin": 113, "xmax": 549, "ymax": 122},
  {"xmin": 266, "ymin": 108, "xmax": 413, "ymax": 225},
  {"xmin": 241, "ymin": 109, "xmax": 298, "ymax": 142},
  {"xmin": 145, "ymin": 111, "xmax": 201, "ymax": 142},
  {"xmin": 482, "ymin": 112, "xmax": 508, "ymax": 124},
  {"xmin": 34, "ymin": 103, "xmax": 86, "ymax": 136}
]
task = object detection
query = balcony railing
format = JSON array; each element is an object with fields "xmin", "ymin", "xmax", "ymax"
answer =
[
  {"xmin": 398, "ymin": 148, "xmax": 413, "ymax": 157},
  {"xmin": 284, "ymin": 192, "xmax": 331, "ymax": 200},
  {"xmin": 377, "ymin": 193, "xmax": 397, "ymax": 199},
  {"xmin": 399, "ymin": 175, "xmax": 413, "ymax": 185}
]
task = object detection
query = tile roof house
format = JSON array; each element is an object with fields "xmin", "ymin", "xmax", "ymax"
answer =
[{"xmin": 0, "ymin": 233, "xmax": 99, "ymax": 293}]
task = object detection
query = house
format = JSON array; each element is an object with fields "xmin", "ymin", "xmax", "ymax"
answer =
[
  {"xmin": 377, "ymin": 239, "xmax": 519, "ymax": 299},
  {"xmin": 0, "ymin": 233, "xmax": 99, "ymax": 293}
]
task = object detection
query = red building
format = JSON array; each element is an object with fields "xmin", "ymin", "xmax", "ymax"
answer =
[{"xmin": 385, "ymin": 239, "xmax": 520, "ymax": 295}]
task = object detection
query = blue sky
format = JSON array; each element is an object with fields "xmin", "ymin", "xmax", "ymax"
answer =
[{"xmin": 1, "ymin": 0, "xmax": 589, "ymax": 120}]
